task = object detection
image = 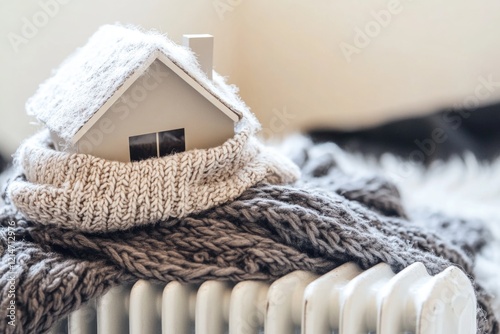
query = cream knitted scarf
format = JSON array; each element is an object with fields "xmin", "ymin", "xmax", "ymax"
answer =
[{"xmin": 7, "ymin": 128, "xmax": 299, "ymax": 232}]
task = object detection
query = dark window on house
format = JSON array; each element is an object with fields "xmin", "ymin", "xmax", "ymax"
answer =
[
  {"xmin": 129, "ymin": 132, "xmax": 157, "ymax": 162},
  {"xmin": 159, "ymin": 129, "xmax": 185, "ymax": 156},
  {"xmin": 129, "ymin": 128, "xmax": 185, "ymax": 162}
]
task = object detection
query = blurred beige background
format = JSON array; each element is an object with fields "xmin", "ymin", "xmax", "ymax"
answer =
[{"xmin": 2, "ymin": 0, "xmax": 500, "ymax": 156}]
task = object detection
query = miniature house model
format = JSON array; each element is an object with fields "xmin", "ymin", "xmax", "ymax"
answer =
[{"xmin": 27, "ymin": 25, "xmax": 242, "ymax": 162}]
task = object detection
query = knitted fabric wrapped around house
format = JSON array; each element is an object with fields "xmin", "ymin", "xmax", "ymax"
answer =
[
  {"xmin": 7, "ymin": 128, "xmax": 298, "ymax": 232},
  {"xmin": 6, "ymin": 24, "xmax": 300, "ymax": 232},
  {"xmin": 0, "ymin": 138, "xmax": 499, "ymax": 334}
]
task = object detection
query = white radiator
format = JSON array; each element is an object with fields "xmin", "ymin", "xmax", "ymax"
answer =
[{"xmin": 48, "ymin": 262, "xmax": 477, "ymax": 334}]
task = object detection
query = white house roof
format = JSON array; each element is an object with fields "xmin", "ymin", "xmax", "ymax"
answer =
[{"xmin": 26, "ymin": 24, "xmax": 255, "ymax": 143}]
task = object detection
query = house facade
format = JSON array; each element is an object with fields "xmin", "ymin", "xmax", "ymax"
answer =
[
  {"xmin": 69, "ymin": 59, "xmax": 235, "ymax": 162},
  {"xmin": 42, "ymin": 30, "xmax": 241, "ymax": 163}
]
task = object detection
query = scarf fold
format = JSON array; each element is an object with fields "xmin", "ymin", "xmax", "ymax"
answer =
[
  {"xmin": 0, "ymin": 136, "xmax": 498, "ymax": 333},
  {"xmin": 6, "ymin": 129, "xmax": 299, "ymax": 232}
]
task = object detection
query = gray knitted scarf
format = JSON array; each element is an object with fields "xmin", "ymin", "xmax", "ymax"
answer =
[{"xmin": 0, "ymin": 139, "xmax": 498, "ymax": 334}]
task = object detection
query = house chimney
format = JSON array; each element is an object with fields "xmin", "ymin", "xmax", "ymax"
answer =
[{"xmin": 183, "ymin": 34, "xmax": 214, "ymax": 80}]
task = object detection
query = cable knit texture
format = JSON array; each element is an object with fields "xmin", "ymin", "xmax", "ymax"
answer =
[
  {"xmin": 7, "ymin": 129, "xmax": 299, "ymax": 232},
  {"xmin": 0, "ymin": 138, "xmax": 498, "ymax": 334}
]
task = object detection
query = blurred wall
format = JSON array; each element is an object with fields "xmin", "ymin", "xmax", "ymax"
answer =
[{"xmin": 1, "ymin": 0, "xmax": 500, "ymax": 156}]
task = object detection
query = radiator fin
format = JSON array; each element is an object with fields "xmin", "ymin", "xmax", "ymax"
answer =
[{"xmin": 47, "ymin": 262, "xmax": 476, "ymax": 334}]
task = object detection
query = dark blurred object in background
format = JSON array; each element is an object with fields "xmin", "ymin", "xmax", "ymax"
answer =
[
  {"xmin": 0, "ymin": 153, "xmax": 7, "ymax": 173},
  {"xmin": 309, "ymin": 101, "xmax": 500, "ymax": 165}
]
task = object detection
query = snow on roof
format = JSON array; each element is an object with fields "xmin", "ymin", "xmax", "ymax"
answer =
[{"xmin": 26, "ymin": 24, "xmax": 258, "ymax": 143}]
